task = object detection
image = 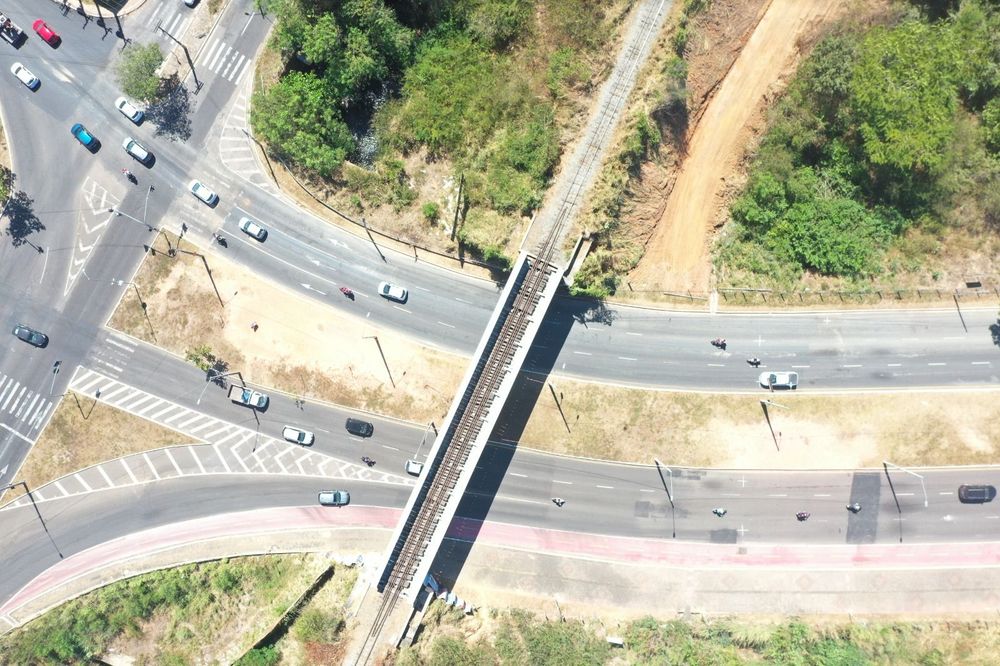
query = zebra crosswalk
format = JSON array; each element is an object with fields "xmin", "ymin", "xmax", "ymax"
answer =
[
  {"xmin": 198, "ymin": 38, "xmax": 251, "ymax": 86},
  {"xmin": 0, "ymin": 374, "xmax": 54, "ymax": 437}
]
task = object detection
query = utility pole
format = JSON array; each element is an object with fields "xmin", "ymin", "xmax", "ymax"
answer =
[
  {"xmin": 363, "ymin": 335, "xmax": 394, "ymax": 387},
  {"xmin": 361, "ymin": 218, "xmax": 386, "ymax": 262},
  {"xmin": 156, "ymin": 21, "xmax": 201, "ymax": 91}
]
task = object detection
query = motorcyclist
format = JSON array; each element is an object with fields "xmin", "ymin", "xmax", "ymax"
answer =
[
  {"xmin": 795, "ymin": 511, "xmax": 810, "ymax": 521},
  {"xmin": 712, "ymin": 507, "xmax": 727, "ymax": 517},
  {"xmin": 747, "ymin": 357, "xmax": 760, "ymax": 367}
]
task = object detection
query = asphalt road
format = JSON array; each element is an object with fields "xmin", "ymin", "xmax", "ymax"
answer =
[
  {"xmin": 0, "ymin": 0, "xmax": 999, "ymax": 611},
  {"xmin": 1, "ymin": 457, "xmax": 999, "ymax": 609}
]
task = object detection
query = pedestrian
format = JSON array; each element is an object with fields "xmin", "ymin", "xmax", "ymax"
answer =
[{"xmin": 250, "ymin": 321, "xmax": 258, "ymax": 332}]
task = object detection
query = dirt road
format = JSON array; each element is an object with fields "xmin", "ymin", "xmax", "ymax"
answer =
[{"xmin": 631, "ymin": 0, "xmax": 844, "ymax": 292}]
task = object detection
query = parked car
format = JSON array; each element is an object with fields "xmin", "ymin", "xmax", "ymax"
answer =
[
  {"xmin": 238, "ymin": 216, "xmax": 267, "ymax": 241},
  {"xmin": 122, "ymin": 137, "xmax": 152, "ymax": 165},
  {"xmin": 32, "ymin": 19, "xmax": 59, "ymax": 46},
  {"xmin": 282, "ymin": 426, "xmax": 315, "ymax": 446},
  {"xmin": 115, "ymin": 96, "xmax": 144, "ymax": 123},
  {"xmin": 12, "ymin": 324, "xmax": 48, "ymax": 348},
  {"xmin": 10, "ymin": 62, "xmax": 39, "ymax": 90},
  {"xmin": 377, "ymin": 281, "xmax": 408, "ymax": 303},
  {"xmin": 345, "ymin": 417, "xmax": 374, "ymax": 438},
  {"xmin": 189, "ymin": 179, "xmax": 219, "ymax": 206},
  {"xmin": 958, "ymin": 484, "xmax": 996, "ymax": 504},
  {"xmin": 318, "ymin": 490, "xmax": 350, "ymax": 507},
  {"xmin": 70, "ymin": 123, "xmax": 99, "ymax": 150},
  {"xmin": 758, "ymin": 371, "xmax": 798, "ymax": 389}
]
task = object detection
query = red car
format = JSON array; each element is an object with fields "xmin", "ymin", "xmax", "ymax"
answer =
[{"xmin": 32, "ymin": 19, "xmax": 59, "ymax": 46}]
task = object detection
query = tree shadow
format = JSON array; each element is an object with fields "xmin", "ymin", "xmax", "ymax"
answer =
[
  {"xmin": 145, "ymin": 76, "xmax": 192, "ymax": 142},
  {"xmin": 653, "ymin": 96, "xmax": 689, "ymax": 155},
  {"xmin": 568, "ymin": 297, "xmax": 618, "ymax": 326},
  {"xmin": 3, "ymin": 188, "xmax": 45, "ymax": 250}
]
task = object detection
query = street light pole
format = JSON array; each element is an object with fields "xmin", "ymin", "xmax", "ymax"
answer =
[
  {"xmin": 108, "ymin": 206, "xmax": 154, "ymax": 232},
  {"xmin": 197, "ymin": 369, "xmax": 240, "ymax": 404},
  {"xmin": 363, "ymin": 335, "xmax": 394, "ymax": 387},
  {"xmin": 653, "ymin": 458, "xmax": 676, "ymax": 539},
  {"xmin": 882, "ymin": 460, "xmax": 928, "ymax": 545}
]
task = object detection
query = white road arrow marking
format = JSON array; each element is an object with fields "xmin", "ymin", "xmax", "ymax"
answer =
[{"xmin": 300, "ymin": 283, "xmax": 327, "ymax": 296}]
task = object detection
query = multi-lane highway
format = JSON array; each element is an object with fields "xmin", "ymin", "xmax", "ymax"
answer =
[
  {"xmin": 1, "ymin": 451, "xmax": 998, "ymax": 610},
  {"xmin": 1, "ymin": 0, "xmax": 999, "ymax": 620}
]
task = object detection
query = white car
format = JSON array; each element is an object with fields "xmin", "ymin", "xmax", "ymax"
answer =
[
  {"xmin": 404, "ymin": 459, "xmax": 424, "ymax": 476},
  {"xmin": 759, "ymin": 371, "xmax": 798, "ymax": 389},
  {"xmin": 11, "ymin": 62, "xmax": 39, "ymax": 90},
  {"xmin": 282, "ymin": 426, "xmax": 315, "ymax": 446},
  {"xmin": 239, "ymin": 216, "xmax": 267, "ymax": 241},
  {"xmin": 189, "ymin": 179, "xmax": 219, "ymax": 206},
  {"xmin": 115, "ymin": 96, "xmax": 144, "ymax": 123},
  {"xmin": 122, "ymin": 137, "xmax": 151, "ymax": 164},
  {"xmin": 377, "ymin": 281, "xmax": 408, "ymax": 303}
]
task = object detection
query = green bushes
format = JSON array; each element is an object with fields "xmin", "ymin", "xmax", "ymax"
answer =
[
  {"xmin": 293, "ymin": 607, "xmax": 344, "ymax": 643},
  {"xmin": 254, "ymin": 0, "xmax": 415, "ymax": 176},
  {"xmin": 0, "ymin": 558, "xmax": 296, "ymax": 665},
  {"xmin": 251, "ymin": 72, "xmax": 355, "ymax": 178},
  {"xmin": 547, "ymin": 47, "xmax": 591, "ymax": 98},
  {"xmin": 720, "ymin": 1, "xmax": 1000, "ymax": 286}
]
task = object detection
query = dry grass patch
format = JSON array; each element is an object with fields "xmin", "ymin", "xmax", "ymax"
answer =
[
  {"xmin": 519, "ymin": 377, "xmax": 1000, "ymax": 468},
  {"xmin": 7, "ymin": 392, "xmax": 194, "ymax": 502},
  {"xmin": 107, "ymin": 234, "xmax": 466, "ymax": 424}
]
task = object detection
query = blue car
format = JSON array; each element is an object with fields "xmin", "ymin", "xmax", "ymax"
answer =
[{"xmin": 70, "ymin": 123, "xmax": 98, "ymax": 149}]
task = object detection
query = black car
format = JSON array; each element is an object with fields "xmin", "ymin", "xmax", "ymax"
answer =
[
  {"xmin": 958, "ymin": 484, "xmax": 996, "ymax": 504},
  {"xmin": 345, "ymin": 417, "xmax": 374, "ymax": 437},
  {"xmin": 12, "ymin": 324, "xmax": 48, "ymax": 348}
]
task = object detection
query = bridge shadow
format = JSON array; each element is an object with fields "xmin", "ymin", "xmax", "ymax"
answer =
[{"xmin": 425, "ymin": 294, "xmax": 604, "ymax": 592}]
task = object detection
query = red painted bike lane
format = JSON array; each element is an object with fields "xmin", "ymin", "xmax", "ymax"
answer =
[{"xmin": 4, "ymin": 507, "xmax": 1000, "ymax": 620}]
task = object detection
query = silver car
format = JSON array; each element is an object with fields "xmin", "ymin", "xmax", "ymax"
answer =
[
  {"xmin": 189, "ymin": 179, "xmax": 219, "ymax": 206},
  {"xmin": 122, "ymin": 137, "xmax": 151, "ymax": 164},
  {"xmin": 318, "ymin": 490, "xmax": 350, "ymax": 507},
  {"xmin": 377, "ymin": 281, "xmax": 408, "ymax": 303},
  {"xmin": 759, "ymin": 371, "xmax": 798, "ymax": 389},
  {"xmin": 239, "ymin": 216, "xmax": 267, "ymax": 241},
  {"xmin": 115, "ymin": 96, "xmax": 144, "ymax": 123},
  {"xmin": 282, "ymin": 426, "xmax": 315, "ymax": 446},
  {"xmin": 11, "ymin": 62, "xmax": 39, "ymax": 90}
]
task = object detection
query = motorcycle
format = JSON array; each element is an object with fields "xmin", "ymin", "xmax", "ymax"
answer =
[
  {"xmin": 340, "ymin": 286, "xmax": 355, "ymax": 300},
  {"xmin": 121, "ymin": 168, "xmax": 137, "ymax": 184},
  {"xmin": 846, "ymin": 503, "xmax": 862, "ymax": 513},
  {"xmin": 795, "ymin": 511, "xmax": 811, "ymax": 522},
  {"xmin": 747, "ymin": 357, "xmax": 761, "ymax": 367},
  {"xmin": 361, "ymin": 456, "xmax": 375, "ymax": 467},
  {"xmin": 213, "ymin": 233, "xmax": 227, "ymax": 247},
  {"xmin": 711, "ymin": 338, "xmax": 727, "ymax": 349},
  {"xmin": 712, "ymin": 508, "xmax": 727, "ymax": 517}
]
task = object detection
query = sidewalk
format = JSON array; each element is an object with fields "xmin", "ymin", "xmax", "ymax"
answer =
[{"xmin": 5, "ymin": 506, "xmax": 1000, "ymax": 633}]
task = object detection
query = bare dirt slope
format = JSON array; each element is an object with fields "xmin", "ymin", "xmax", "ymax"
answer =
[{"xmin": 631, "ymin": 0, "xmax": 844, "ymax": 292}]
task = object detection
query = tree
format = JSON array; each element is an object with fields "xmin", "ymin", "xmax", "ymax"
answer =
[
  {"xmin": 849, "ymin": 21, "xmax": 959, "ymax": 175},
  {"xmin": 251, "ymin": 72, "xmax": 354, "ymax": 177},
  {"xmin": 116, "ymin": 42, "xmax": 164, "ymax": 102}
]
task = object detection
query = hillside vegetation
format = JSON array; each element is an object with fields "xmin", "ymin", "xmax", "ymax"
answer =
[
  {"xmin": 717, "ymin": 0, "xmax": 1000, "ymax": 290},
  {"xmin": 397, "ymin": 604, "xmax": 1000, "ymax": 665},
  {"xmin": 252, "ymin": 0, "xmax": 631, "ymax": 266}
]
